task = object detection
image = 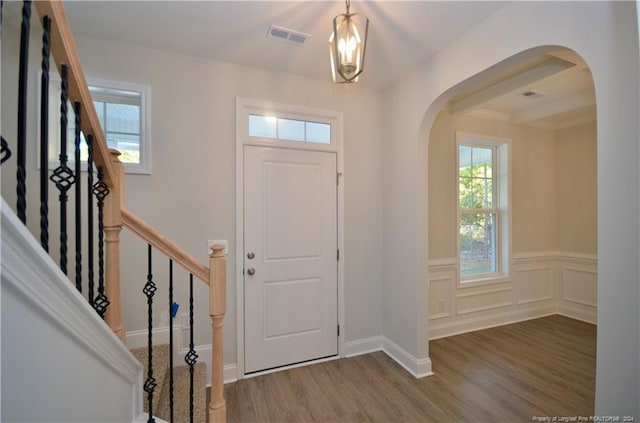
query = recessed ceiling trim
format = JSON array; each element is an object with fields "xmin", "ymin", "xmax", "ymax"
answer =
[
  {"xmin": 450, "ymin": 57, "xmax": 576, "ymax": 115},
  {"xmin": 510, "ymin": 90, "xmax": 595, "ymax": 125},
  {"xmin": 467, "ymin": 108, "xmax": 510, "ymax": 122},
  {"xmin": 266, "ymin": 24, "xmax": 311, "ymax": 46}
]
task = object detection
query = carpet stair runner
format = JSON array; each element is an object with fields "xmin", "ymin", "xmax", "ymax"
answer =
[{"xmin": 131, "ymin": 345, "xmax": 207, "ymax": 423}]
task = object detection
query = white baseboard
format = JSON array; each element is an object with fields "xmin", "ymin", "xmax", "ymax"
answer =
[
  {"xmin": 382, "ymin": 337, "xmax": 433, "ymax": 378},
  {"xmin": 557, "ymin": 303, "xmax": 597, "ymax": 324},
  {"xmin": 428, "ymin": 304, "xmax": 556, "ymax": 340},
  {"xmin": 345, "ymin": 336, "xmax": 383, "ymax": 357},
  {"xmin": 222, "ymin": 334, "xmax": 432, "ymax": 382},
  {"xmin": 224, "ymin": 363, "xmax": 238, "ymax": 384}
]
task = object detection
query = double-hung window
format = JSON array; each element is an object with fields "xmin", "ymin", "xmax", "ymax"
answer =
[
  {"xmin": 43, "ymin": 76, "xmax": 151, "ymax": 174},
  {"xmin": 457, "ymin": 133, "xmax": 510, "ymax": 283}
]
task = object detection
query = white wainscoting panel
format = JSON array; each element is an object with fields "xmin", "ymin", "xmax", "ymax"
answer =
[
  {"xmin": 428, "ymin": 251, "xmax": 597, "ymax": 339},
  {"xmin": 513, "ymin": 256, "xmax": 555, "ymax": 305},
  {"xmin": 516, "ymin": 267, "xmax": 554, "ymax": 304},
  {"xmin": 557, "ymin": 252, "xmax": 597, "ymax": 323},
  {"xmin": 427, "ymin": 259, "xmax": 456, "ymax": 320},
  {"xmin": 456, "ymin": 287, "xmax": 513, "ymax": 315},
  {"xmin": 561, "ymin": 267, "xmax": 597, "ymax": 307}
]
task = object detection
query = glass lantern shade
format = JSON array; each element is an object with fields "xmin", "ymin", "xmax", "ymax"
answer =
[{"xmin": 329, "ymin": 11, "xmax": 369, "ymax": 83}]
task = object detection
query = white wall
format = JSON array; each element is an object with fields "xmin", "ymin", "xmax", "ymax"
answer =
[
  {"xmin": 1, "ymin": 20, "xmax": 384, "ymax": 373},
  {"xmin": 382, "ymin": 1, "xmax": 639, "ymax": 415}
]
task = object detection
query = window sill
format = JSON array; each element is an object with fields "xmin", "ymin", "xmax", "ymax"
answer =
[{"xmin": 458, "ymin": 274, "xmax": 511, "ymax": 288}]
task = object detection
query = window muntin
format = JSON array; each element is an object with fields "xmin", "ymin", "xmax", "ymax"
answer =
[
  {"xmin": 248, "ymin": 114, "xmax": 331, "ymax": 144},
  {"xmin": 457, "ymin": 136, "xmax": 509, "ymax": 283}
]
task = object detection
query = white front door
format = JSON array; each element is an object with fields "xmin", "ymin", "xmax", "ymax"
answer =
[{"xmin": 243, "ymin": 145, "xmax": 338, "ymax": 373}]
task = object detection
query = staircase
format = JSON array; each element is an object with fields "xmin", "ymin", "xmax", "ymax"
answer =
[
  {"xmin": 1, "ymin": 1, "xmax": 227, "ymax": 421},
  {"xmin": 131, "ymin": 345, "xmax": 208, "ymax": 423}
]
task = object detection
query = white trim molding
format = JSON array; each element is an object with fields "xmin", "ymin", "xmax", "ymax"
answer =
[
  {"xmin": 345, "ymin": 336, "xmax": 384, "ymax": 358},
  {"xmin": 382, "ymin": 337, "xmax": 433, "ymax": 378},
  {"xmin": 428, "ymin": 251, "xmax": 597, "ymax": 339}
]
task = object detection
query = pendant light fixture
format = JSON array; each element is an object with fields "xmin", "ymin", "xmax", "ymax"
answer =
[{"xmin": 329, "ymin": 0, "xmax": 369, "ymax": 83}]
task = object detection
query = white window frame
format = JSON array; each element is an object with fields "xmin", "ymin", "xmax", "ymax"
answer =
[
  {"xmin": 38, "ymin": 74, "xmax": 152, "ymax": 174},
  {"xmin": 456, "ymin": 132, "xmax": 511, "ymax": 286}
]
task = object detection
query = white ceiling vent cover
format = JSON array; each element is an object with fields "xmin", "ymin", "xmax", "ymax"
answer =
[
  {"xmin": 519, "ymin": 90, "xmax": 545, "ymax": 99},
  {"xmin": 267, "ymin": 25, "xmax": 311, "ymax": 46}
]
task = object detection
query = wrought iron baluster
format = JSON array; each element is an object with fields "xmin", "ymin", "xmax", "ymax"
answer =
[
  {"xmin": 92, "ymin": 166, "xmax": 110, "ymax": 317},
  {"xmin": 169, "ymin": 260, "xmax": 174, "ymax": 423},
  {"xmin": 143, "ymin": 244, "xmax": 157, "ymax": 423},
  {"xmin": 50, "ymin": 65, "xmax": 75, "ymax": 275},
  {"xmin": 0, "ymin": 136, "xmax": 11, "ymax": 165},
  {"xmin": 74, "ymin": 102, "xmax": 82, "ymax": 292},
  {"xmin": 185, "ymin": 273, "xmax": 198, "ymax": 423},
  {"xmin": 87, "ymin": 135, "xmax": 95, "ymax": 307},
  {"xmin": 16, "ymin": 0, "xmax": 32, "ymax": 224},
  {"xmin": 40, "ymin": 15, "xmax": 51, "ymax": 251}
]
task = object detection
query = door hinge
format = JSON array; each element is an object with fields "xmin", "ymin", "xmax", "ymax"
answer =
[
  {"xmin": 337, "ymin": 324, "xmax": 340, "ymax": 337},
  {"xmin": 337, "ymin": 249, "xmax": 340, "ymax": 261},
  {"xmin": 337, "ymin": 172, "xmax": 342, "ymax": 186}
]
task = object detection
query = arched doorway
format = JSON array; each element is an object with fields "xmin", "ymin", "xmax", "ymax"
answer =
[
  {"xmin": 423, "ymin": 47, "xmax": 598, "ymax": 413},
  {"xmin": 426, "ymin": 47, "xmax": 597, "ymax": 338}
]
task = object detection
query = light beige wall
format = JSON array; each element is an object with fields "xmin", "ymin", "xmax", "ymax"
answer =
[
  {"xmin": 1, "ymin": 25, "xmax": 384, "ymax": 367},
  {"xmin": 556, "ymin": 121, "xmax": 597, "ymax": 254},
  {"xmin": 428, "ymin": 112, "xmax": 558, "ymax": 259}
]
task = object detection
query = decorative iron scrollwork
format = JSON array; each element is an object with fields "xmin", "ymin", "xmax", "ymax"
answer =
[{"xmin": 0, "ymin": 136, "xmax": 11, "ymax": 165}]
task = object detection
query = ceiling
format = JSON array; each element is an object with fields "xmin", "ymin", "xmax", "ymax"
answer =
[
  {"xmin": 61, "ymin": 1, "xmax": 509, "ymax": 91},
  {"xmin": 446, "ymin": 49, "xmax": 596, "ymax": 130},
  {"xmin": 54, "ymin": 2, "xmax": 595, "ymax": 130}
]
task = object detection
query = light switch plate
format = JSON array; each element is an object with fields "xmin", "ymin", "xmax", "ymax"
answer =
[{"xmin": 207, "ymin": 240, "xmax": 228, "ymax": 255}]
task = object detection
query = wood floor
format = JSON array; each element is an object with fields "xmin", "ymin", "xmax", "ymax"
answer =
[{"xmin": 224, "ymin": 315, "xmax": 596, "ymax": 422}]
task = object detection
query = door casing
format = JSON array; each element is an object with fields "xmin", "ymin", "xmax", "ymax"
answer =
[{"xmin": 234, "ymin": 97, "xmax": 345, "ymax": 379}]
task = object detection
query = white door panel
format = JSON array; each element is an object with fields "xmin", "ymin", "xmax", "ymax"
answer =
[{"xmin": 244, "ymin": 146, "xmax": 338, "ymax": 373}]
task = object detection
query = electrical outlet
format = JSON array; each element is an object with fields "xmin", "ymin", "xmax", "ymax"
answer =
[
  {"xmin": 207, "ymin": 240, "xmax": 228, "ymax": 255},
  {"xmin": 180, "ymin": 313, "xmax": 190, "ymax": 329}
]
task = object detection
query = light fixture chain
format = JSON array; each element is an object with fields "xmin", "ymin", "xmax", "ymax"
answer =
[{"xmin": 346, "ymin": 0, "xmax": 350, "ymax": 15}]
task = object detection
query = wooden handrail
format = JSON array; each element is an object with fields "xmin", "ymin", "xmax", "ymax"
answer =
[
  {"xmin": 32, "ymin": 4, "xmax": 226, "ymax": 421},
  {"xmin": 34, "ymin": 1, "xmax": 115, "ymax": 187},
  {"xmin": 121, "ymin": 208, "xmax": 210, "ymax": 284}
]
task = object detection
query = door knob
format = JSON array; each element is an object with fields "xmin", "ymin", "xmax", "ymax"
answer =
[
  {"xmin": 247, "ymin": 268, "xmax": 256, "ymax": 276},
  {"xmin": 247, "ymin": 252, "xmax": 255, "ymax": 260}
]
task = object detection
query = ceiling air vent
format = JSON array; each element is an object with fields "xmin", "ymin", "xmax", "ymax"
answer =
[
  {"xmin": 519, "ymin": 90, "xmax": 545, "ymax": 98},
  {"xmin": 266, "ymin": 25, "xmax": 311, "ymax": 46}
]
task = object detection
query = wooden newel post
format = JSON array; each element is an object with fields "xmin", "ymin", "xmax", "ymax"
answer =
[
  {"xmin": 209, "ymin": 244, "xmax": 227, "ymax": 423},
  {"xmin": 104, "ymin": 149, "xmax": 125, "ymax": 342}
]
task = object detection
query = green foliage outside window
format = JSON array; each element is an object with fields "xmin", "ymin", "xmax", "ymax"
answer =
[{"xmin": 459, "ymin": 146, "xmax": 496, "ymax": 276}]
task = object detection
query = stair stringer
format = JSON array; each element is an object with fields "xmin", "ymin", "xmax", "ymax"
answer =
[{"xmin": 0, "ymin": 199, "xmax": 144, "ymax": 422}]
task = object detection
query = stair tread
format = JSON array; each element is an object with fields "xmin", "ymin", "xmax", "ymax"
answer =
[
  {"xmin": 131, "ymin": 345, "xmax": 207, "ymax": 423},
  {"xmin": 156, "ymin": 362, "xmax": 207, "ymax": 423},
  {"xmin": 131, "ymin": 344, "xmax": 170, "ymax": 416}
]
